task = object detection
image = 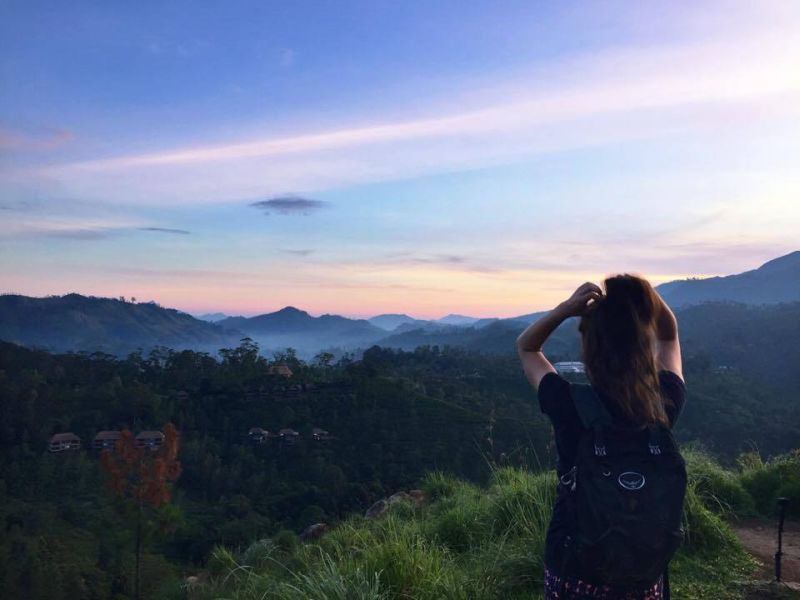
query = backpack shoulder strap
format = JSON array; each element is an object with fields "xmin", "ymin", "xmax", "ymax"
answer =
[
  {"xmin": 571, "ymin": 384, "xmax": 614, "ymax": 457},
  {"xmin": 570, "ymin": 384, "xmax": 613, "ymax": 429}
]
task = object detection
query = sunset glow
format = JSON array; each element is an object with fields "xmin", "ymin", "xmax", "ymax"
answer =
[{"xmin": 1, "ymin": 1, "xmax": 799, "ymax": 318}]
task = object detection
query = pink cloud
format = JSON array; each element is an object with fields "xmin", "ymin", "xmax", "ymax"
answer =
[{"xmin": 0, "ymin": 126, "xmax": 75, "ymax": 151}]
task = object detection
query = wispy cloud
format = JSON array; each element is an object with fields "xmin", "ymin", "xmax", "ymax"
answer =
[
  {"xmin": 0, "ymin": 214, "xmax": 142, "ymax": 241},
  {"xmin": 42, "ymin": 228, "xmax": 113, "ymax": 240},
  {"xmin": 27, "ymin": 29, "xmax": 798, "ymax": 207},
  {"xmin": 0, "ymin": 125, "xmax": 74, "ymax": 151},
  {"xmin": 49, "ymin": 35, "xmax": 800, "ymax": 173},
  {"xmin": 250, "ymin": 196, "xmax": 328, "ymax": 215},
  {"xmin": 390, "ymin": 253, "xmax": 502, "ymax": 273},
  {"xmin": 280, "ymin": 248, "xmax": 315, "ymax": 256},
  {"xmin": 111, "ymin": 267, "xmax": 253, "ymax": 280},
  {"xmin": 137, "ymin": 226, "xmax": 191, "ymax": 235}
]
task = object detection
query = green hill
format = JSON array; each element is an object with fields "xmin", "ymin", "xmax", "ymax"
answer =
[
  {"xmin": 656, "ymin": 250, "xmax": 800, "ymax": 307},
  {"xmin": 188, "ymin": 454, "xmax": 785, "ymax": 600},
  {"xmin": 0, "ymin": 293, "xmax": 241, "ymax": 355}
]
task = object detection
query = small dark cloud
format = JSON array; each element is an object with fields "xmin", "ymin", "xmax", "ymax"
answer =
[
  {"xmin": 250, "ymin": 195, "xmax": 328, "ymax": 215},
  {"xmin": 280, "ymin": 248, "xmax": 315, "ymax": 256},
  {"xmin": 138, "ymin": 227, "xmax": 191, "ymax": 235},
  {"xmin": 379, "ymin": 252, "xmax": 502, "ymax": 273},
  {"xmin": 410, "ymin": 254, "xmax": 467, "ymax": 266}
]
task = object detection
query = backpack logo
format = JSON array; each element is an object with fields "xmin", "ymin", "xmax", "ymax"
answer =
[{"xmin": 618, "ymin": 471, "xmax": 646, "ymax": 490}]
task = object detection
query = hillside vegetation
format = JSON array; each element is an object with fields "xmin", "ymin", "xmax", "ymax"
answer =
[
  {"xmin": 0, "ymin": 294, "xmax": 240, "ymax": 355},
  {"xmin": 1, "ymin": 340, "xmax": 798, "ymax": 597},
  {"xmin": 187, "ymin": 449, "xmax": 800, "ymax": 600}
]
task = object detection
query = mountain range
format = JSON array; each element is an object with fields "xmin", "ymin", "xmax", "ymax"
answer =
[
  {"xmin": 655, "ymin": 250, "xmax": 800, "ymax": 307},
  {"xmin": 0, "ymin": 293, "xmax": 240, "ymax": 355},
  {"xmin": 1, "ymin": 250, "xmax": 797, "ymax": 357}
]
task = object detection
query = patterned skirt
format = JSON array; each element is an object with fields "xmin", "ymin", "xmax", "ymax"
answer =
[{"xmin": 544, "ymin": 568, "xmax": 664, "ymax": 600}]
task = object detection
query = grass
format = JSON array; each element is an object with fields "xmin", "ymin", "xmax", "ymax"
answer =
[
  {"xmin": 178, "ymin": 450, "xmax": 782, "ymax": 600},
  {"xmin": 738, "ymin": 449, "xmax": 800, "ymax": 518}
]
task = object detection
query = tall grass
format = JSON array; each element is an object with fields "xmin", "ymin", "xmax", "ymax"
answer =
[
  {"xmin": 683, "ymin": 447, "xmax": 756, "ymax": 517},
  {"xmin": 738, "ymin": 449, "xmax": 800, "ymax": 518},
  {"xmin": 185, "ymin": 454, "xmax": 768, "ymax": 600}
]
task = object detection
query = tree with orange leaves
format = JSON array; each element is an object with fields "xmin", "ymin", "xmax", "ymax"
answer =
[{"xmin": 101, "ymin": 423, "xmax": 181, "ymax": 600}]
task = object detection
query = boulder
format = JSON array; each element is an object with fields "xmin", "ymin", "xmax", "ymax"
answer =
[
  {"xmin": 408, "ymin": 489, "xmax": 426, "ymax": 506},
  {"xmin": 299, "ymin": 522, "xmax": 329, "ymax": 542},
  {"xmin": 387, "ymin": 491, "xmax": 411, "ymax": 504},
  {"xmin": 365, "ymin": 499, "xmax": 388, "ymax": 519}
]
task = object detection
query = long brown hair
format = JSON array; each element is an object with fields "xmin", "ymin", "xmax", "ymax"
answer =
[{"xmin": 579, "ymin": 274, "xmax": 668, "ymax": 426}]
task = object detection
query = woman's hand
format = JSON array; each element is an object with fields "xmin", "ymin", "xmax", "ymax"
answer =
[
  {"xmin": 556, "ymin": 282, "xmax": 603, "ymax": 317},
  {"xmin": 517, "ymin": 281, "xmax": 600, "ymax": 390}
]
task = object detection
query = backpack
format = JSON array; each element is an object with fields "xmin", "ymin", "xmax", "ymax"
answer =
[{"xmin": 558, "ymin": 384, "xmax": 687, "ymax": 589}]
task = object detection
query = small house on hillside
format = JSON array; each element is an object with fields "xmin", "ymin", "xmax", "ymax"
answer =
[
  {"xmin": 268, "ymin": 364, "xmax": 293, "ymax": 378},
  {"xmin": 49, "ymin": 433, "xmax": 81, "ymax": 453},
  {"xmin": 312, "ymin": 427, "xmax": 332, "ymax": 441},
  {"xmin": 92, "ymin": 430, "xmax": 122, "ymax": 450},
  {"xmin": 278, "ymin": 428, "xmax": 300, "ymax": 444},
  {"xmin": 248, "ymin": 427, "xmax": 269, "ymax": 443},
  {"xmin": 135, "ymin": 430, "xmax": 164, "ymax": 450}
]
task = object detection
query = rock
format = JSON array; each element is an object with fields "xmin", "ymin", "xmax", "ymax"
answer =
[
  {"xmin": 300, "ymin": 522, "xmax": 329, "ymax": 542},
  {"xmin": 408, "ymin": 489, "xmax": 426, "ymax": 506},
  {"xmin": 365, "ymin": 499, "xmax": 388, "ymax": 519},
  {"xmin": 387, "ymin": 491, "xmax": 411, "ymax": 504},
  {"xmin": 184, "ymin": 573, "xmax": 209, "ymax": 598},
  {"xmin": 184, "ymin": 573, "xmax": 208, "ymax": 586}
]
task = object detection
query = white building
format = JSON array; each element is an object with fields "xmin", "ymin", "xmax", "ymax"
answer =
[{"xmin": 553, "ymin": 361, "xmax": 586, "ymax": 374}]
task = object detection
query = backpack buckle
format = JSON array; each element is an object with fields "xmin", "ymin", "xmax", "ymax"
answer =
[
  {"xmin": 592, "ymin": 425, "xmax": 607, "ymax": 456},
  {"xmin": 647, "ymin": 426, "xmax": 662, "ymax": 455},
  {"xmin": 594, "ymin": 444, "xmax": 607, "ymax": 457},
  {"xmin": 559, "ymin": 466, "xmax": 577, "ymax": 491}
]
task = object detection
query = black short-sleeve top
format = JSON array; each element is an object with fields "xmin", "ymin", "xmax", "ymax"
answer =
[{"xmin": 538, "ymin": 370, "xmax": 686, "ymax": 476}]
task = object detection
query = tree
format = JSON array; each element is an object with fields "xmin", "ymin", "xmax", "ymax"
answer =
[
  {"xmin": 101, "ymin": 424, "xmax": 181, "ymax": 600},
  {"xmin": 314, "ymin": 351, "xmax": 335, "ymax": 368}
]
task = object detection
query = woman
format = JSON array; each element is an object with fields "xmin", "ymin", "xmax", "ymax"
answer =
[{"xmin": 517, "ymin": 275, "xmax": 686, "ymax": 600}]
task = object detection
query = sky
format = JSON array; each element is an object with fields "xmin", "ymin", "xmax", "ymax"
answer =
[{"xmin": 1, "ymin": 1, "xmax": 799, "ymax": 319}]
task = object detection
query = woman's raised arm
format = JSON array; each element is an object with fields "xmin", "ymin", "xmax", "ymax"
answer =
[
  {"xmin": 517, "ymin": 282, "xmax": 603, "ymax": 390},
  {"xmin": 653, "ymin": 292, "xmax": 683, "ymax": 381}
]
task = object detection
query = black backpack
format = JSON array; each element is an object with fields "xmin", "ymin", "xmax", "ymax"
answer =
[{"xmin": 558, "ymin": 384, "xmax": 687, "ymax": 590}]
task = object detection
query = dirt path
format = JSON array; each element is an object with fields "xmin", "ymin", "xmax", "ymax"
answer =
[{"xmin": 732, "ymin": 519, "xmax": 800, "ymax": 584}]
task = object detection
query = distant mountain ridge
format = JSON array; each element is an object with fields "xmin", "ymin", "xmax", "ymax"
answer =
[
  {"xmin": 436, "ymin": 314, "xmax": 479, "ymax": 326},
  {"xmin": 367, "ymin": 313, "xmax": 426, "ymax": 331},
  {"xmin": 0, "ymin": 294, "xmax": 241, "ymax": 354},
  {"xmin": 656, "ymin": 250, "xmax": 800, "ymax": 307},
  {"xmin": 197, "ymin": 312, "xmax": 229, "ymax": 322},
  {"xmin": 3, "ymin": 250, "xmax": 796, "ymax": 357},
  {"xmin": 219, "ymin": 307, "xmax": 386, "ymax": 355}
]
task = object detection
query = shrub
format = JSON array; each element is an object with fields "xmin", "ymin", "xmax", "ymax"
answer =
[
  {"xmin": 682, "ymin": 484, "xmax": 739, "ymax": 551},
  {"xmin": 424, "ymin": 498, "xmax": 488, "ymax": 552},
  {"xmin": 486, "ymin": 467, "xmax": 555, "ymax": 537},
  {"xmin": 192, "ymin": 462, "xmax": 764, "ymax": 600},
  {"xmin": 240, "ymin": 538, "xmax": 276, "ymax": 569},
  {"xmin": 273, "ymin": 529, "xmax": 300, "ymax": 554},
  {"xmin": 278, "ymin": 553, "xmax": 387, "ymax": 600},
  {"xmin": 683, "ymin": 448, "xmax": 755, "ymax": 516},
  {"xmin": 421, "ymin": 471, "xmax": 464, "ymax": 501},
  {"xmin": 739, "ymin": 450, "xmax": 800, "ymax": 518}
]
